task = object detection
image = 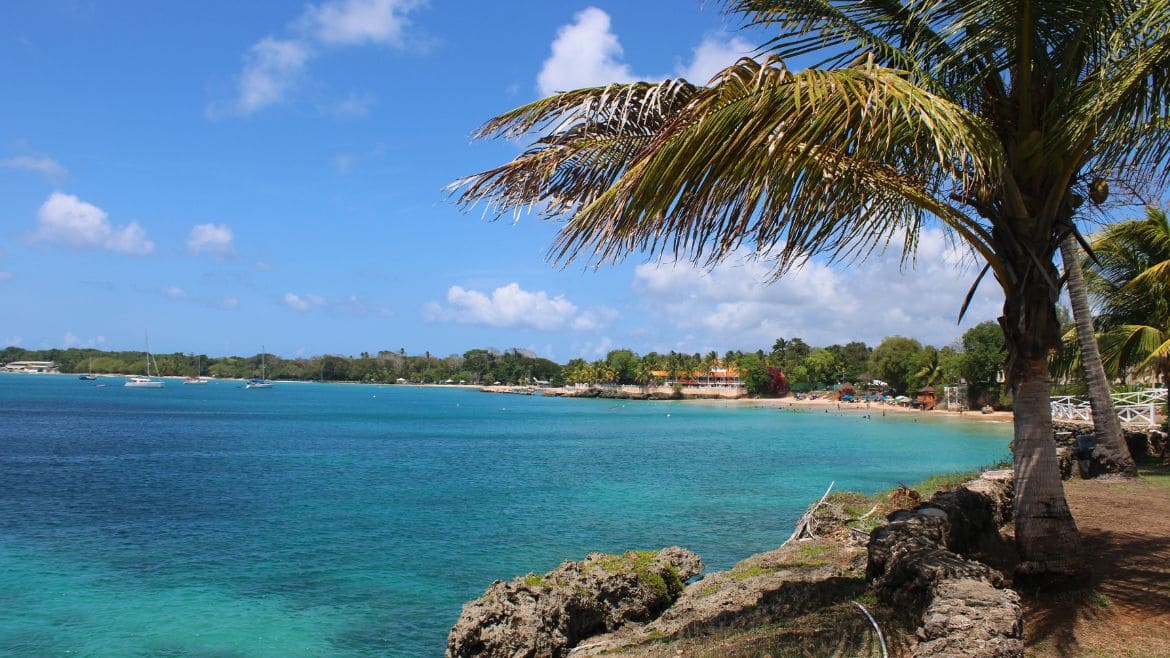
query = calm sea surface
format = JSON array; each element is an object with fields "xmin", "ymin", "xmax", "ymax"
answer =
[{"xmin": 0, "ymin": 374, "xmax": 1010, "ymax": 656}]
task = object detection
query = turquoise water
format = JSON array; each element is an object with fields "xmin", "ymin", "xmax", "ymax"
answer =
[{"xmin": 0, "ymin": 374, "xmax": 1010, "ymax": 656}]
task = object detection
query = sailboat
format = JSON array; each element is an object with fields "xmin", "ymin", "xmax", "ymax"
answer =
[
  {"xmin": 245, "ymin": 347, "xmax": 274, "ymax": 389},
  {"xmin": 78, "ymin": 357, "xmax": 97, "ymax": 380},
  {"xmin": 184, "ymin": 355, "xmax": 208, "ymax": 384},
  {"xmin": 125, "ymin": 333, "xmax": 165, "ymax": 388}
]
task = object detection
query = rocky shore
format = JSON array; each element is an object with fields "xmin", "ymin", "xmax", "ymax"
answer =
[{"xmin": 447, "ymin": 467, "xmax": 1035, "ymax": 657}]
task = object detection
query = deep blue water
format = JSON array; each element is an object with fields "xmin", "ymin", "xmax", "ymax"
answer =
[{"xmin": 0, "ymin": 374, "xmax": 1010, "ymax": 656}]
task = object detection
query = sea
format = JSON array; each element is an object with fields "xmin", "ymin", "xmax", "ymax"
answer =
[{"xmin": 0, "ymin": 373, "xmax": 1011, "ymax": 657}]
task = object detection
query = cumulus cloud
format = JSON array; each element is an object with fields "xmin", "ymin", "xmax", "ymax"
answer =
[
  {"xmin": 536, "ymin": 8, "xmax": 755, "ymax": 96},
  {"xmin": 631, "ymin": 229, "xmax": 1002, "ymax": 350},
  {"xmin": 162, "ymin": 286, "xmax": 187, "ymax": 299},
  {"xmin": 423, "ymin": 282, "xmax": 615, "ymax": 332},
  {"xmin": 537, "ymin": 7, "xmax": 635, "ymax": 95},
  {"xmin": 186, "ymin": 223, "xmax": 235, "ymax": 258},
  {"xmin": 0, "ymin": 271, "xmax": 11, "ymax": 282},
  {"xmin": 218, "ymin": 0, "xmax": 424, "ymax": 116},
  {"xmin": 32, "ymin": 192, "xmax": 154, "ymax": 255},
  {"xmin": 283, "ymin": 292, "xmax": 327, "ymax": 311},
  {"xmin": 677, "ymin": 36, "xmax": 754, "ymax": 83},
  {"xmin": 1, "ymin": 154, "xmax": 67, "ymax": 179},
  {"xmin": 222, "ymin": 296, "xmax": 240, "ymax": 310},
  {"xmin": 2, "ymin": 336, "xmax": 21, "ymax": 347}
]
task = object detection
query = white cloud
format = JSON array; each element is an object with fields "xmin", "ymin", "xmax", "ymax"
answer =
[
  {"xmin": 186, "ymin": 223, "xmax": 235, "ymax": 258},
  {"xmin": 536, "ymin": 9, "xmax": 755, "ymax": 96},
  {"xmin": 222, "ymin": 296, "xmax": 240, "ymax": 310},
  {"xmin": 234, "ymin": 37, "xmax": 312, "ymax": 115},
  {"xmin": 537, "ymin": 7, "xmax": 635, "ymax": 95},
  {"xmin": 423, "ymin": 282, "xmax": 615, "ymax": 332},
  {"xmin": 218, "ymin": 0, "xmax": 425, "ymax": 116},
  {"xmin": 284, "ymin": 292, "xmax": 327, "ymax": 311},
  {"xmin": 1, "ymin": 154, "xmax": 66, "ymax": 179},
  {"xmin": 631, "ymin": 229, "xmax": 1002, "ymax": 350},
  {"xmin": 32, "ymin": 192, "xmax": 154, "ymax": 255},
  {"xmin": 677, "ymin": 36, "xmax": 754, "ymax": 83},
  {"xmin": 0, "ymin": 271, "xmax": 11, "ymax": 282},
  {"xmin": 2, "ymin": 336, "xmax": 21, "ymax": 346},
  {"xmin": 305, "ymin": 0, "xmax": 421, "ymax": 46},
  {"xmin": 162, "ymin": 286, "xmax": 187, "ymax": 299}
]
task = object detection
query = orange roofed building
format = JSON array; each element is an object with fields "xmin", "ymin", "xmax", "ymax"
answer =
[{"xmin": 650, "ymin": 365, "xmax": 744, "ymax": 389}]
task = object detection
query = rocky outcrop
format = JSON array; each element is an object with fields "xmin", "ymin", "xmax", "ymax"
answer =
[
  {"xmin": 568, "ymin": 539, "xmax": 867, "ymax": 656},
  {"xmin": 867, "ymin": 470, "xmax": 1023, "ymax": 657},
  {"xmin": 446, "ymin": 547, "xmax": 702, "ymax": 658}
]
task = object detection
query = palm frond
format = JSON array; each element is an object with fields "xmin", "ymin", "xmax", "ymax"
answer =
[{"xmin": 456, "ymin": 56, "xmax": 1003, "ymax": 279}]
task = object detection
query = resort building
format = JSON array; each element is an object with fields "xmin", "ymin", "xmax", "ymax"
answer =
[
  {"xmin": 2, "ymin": 361, "xmax": 60, "ymax": 373},
  {"xmin": 651, "ymin": 365, "xmax": 745, "ymax": 389}
]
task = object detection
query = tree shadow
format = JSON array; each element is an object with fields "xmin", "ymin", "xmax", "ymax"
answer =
[{"xmin": 1020, "ymin": 527, "xmax": 1170, "ymax": 656}]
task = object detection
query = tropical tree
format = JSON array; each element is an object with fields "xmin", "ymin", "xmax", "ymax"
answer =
[
  {"xmin": 455, "ymin": 1, "xmax": 1170, "ymax": 575},
  {"xmin": 1086, "ymin": 208, "xmax": 1170, "ymax": 421},
  {"xmin": 1059, "ymin": 236, "xmax": 1136, "ymax": 475},
  {"xmin": 914, "ymin": 346, "xmax": 944, "ymax": 389}
]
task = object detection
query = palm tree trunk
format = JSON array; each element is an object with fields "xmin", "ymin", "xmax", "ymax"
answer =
[
  {"xmin": 1011, "ymin": 354, "xmax": 1083, "ymax": 576},
  {"xmin": 1002, "ymin": 266, "xmax": 1083, "ymax": 578},
  {"xmin": 1060, "ymin": 235, "xmax": 1136, "ymax": 477}
]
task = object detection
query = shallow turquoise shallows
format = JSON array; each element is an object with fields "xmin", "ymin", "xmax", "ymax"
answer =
[{"xmin": 0, "ymin": 374, "xmax": 1010, "ymax": 656}]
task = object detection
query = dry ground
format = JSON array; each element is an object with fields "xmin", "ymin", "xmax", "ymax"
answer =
[{"xmin": 1022, "ymin": 459, "xmax": 1170, "ymax": 658}]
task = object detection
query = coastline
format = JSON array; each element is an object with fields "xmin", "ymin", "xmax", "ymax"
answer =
[{"xmin": 481, "ymin": 383, "xmax": 1016, "ymax": 425}]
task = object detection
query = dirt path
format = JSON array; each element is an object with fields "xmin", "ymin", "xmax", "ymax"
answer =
[{"xmin": 1022, "ymin": 462, "xmax": 1170, "ymax": 657}]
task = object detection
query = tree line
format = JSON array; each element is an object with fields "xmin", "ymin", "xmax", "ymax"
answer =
[{"xmin": 0, "ymin": 346, "xmax": 560, "ymax": 386}]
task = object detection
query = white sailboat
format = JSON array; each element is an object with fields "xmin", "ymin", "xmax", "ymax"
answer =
[
  {"xmin": 184, "ymin": 354, "xmax": 208, "ymax": 384},
  {"xmin": 245, "ymin": 347, "xmax": 274, "ymax": 389},
  {"xmin": 125, "ymin": 333, "xmax": 165, "ymax": 388}
]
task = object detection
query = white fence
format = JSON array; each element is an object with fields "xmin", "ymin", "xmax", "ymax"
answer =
[{"xmin": 1051, "ymin": 388, "xmax": 1166, "ymax": 427}]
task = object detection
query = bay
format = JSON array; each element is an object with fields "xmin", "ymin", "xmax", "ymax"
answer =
[{"xmin": 0, "ymin": 373, "xmax": 1010, "ymax": 656}]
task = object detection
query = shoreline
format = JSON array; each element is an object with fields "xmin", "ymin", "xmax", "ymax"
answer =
[{"xmin": 481, "ymin": 383, "xmax": 1016, "ymax": 425}]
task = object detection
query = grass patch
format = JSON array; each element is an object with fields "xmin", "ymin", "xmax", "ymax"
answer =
[
  {"xmin": 729, "ymin": 563, "xmax": 780, "ymax": 581},
  {"xmin": 522, "ymin": 573, "xmax": 544, "ymax": 587},
  {"xmin": 1137, "ymin": 457, "xmax": 1170, "ymax": 490},
  {"xmin": 1087, "ymin": 590, "xmax": 1112, "ymax": 608},
  {"xmin": 593, "ymin": 551, "xmax": 682, "ymax": 598}
]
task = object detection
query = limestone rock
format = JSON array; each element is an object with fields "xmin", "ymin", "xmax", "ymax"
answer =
[{"xmin": 446, "ymin": 547, "xmax": 702, "ymax": 658}]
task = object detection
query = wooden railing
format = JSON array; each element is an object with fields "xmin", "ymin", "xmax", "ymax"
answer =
[{"xmin": 1051, "ymin": 388, "xmax": 1165, "ymax": 427}]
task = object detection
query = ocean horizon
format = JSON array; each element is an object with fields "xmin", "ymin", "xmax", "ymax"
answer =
[{"xmin": 0, "ymin": 373, "xmax": 1010, "ymax": 656}]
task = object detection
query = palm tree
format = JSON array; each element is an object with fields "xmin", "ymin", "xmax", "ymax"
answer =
[
  {"xmin": 1060, "ymin": 236, "xmax": 1136, "ymax": 476},
  {"xmin": 454, "ymin": 1, "xmax": 1170, "ymax": 576},
  {"xmin": 914, "ymin": 349, "xmax": 943, "ymax": 389},
  {"xmin": 1087, "ymin": 208, "xmax": 1170, "ymax": 421}
]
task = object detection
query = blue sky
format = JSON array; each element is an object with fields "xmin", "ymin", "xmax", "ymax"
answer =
[{"xmin": 0, "ymin": 1, "xmax": 1007, "ymax": 361}]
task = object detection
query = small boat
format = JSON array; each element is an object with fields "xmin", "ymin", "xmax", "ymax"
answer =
[
  {"xmin": 125, "ymin": 333, "xmax": 165, "ymax": 388},
  {"xmin": 245, "ymin": 347, "xmax": 274, "ymax": 389},
  {"xmin": 184, "ymin": 355, "xmax": 209, "ymax": 384},
  {"xmin": 79, "ymin": 357, "xmax": 97, "ymax": 380}
]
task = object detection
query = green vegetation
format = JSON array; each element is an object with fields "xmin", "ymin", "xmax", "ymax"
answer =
[
  {"xmin": 593, "ymin": 551, "xmax": 682, "ymax": 599},
  {"xmin": 522, "ymin": 573, "xmax": 545, "ymax": 587},
  {"xmin": 0, "ymin": 345, "xmax": 561, "ymax": 385},
  {"xmin": 5, "ymin": 326, "xmax": 1012, "ymax": 401}
]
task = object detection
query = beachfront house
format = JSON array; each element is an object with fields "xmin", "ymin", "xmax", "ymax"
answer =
[{"xmin": 2, "ymin": 361, "xmax": 60, "ymax": 373}]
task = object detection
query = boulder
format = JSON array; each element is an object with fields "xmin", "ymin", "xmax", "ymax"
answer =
[
  {"xmin": 446, "ymin": 547, "xmax": 702, "ymax": 658},
  {"xmin": 867, "ymin": 471, "xmax": 1022, "ymax": 657}
]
